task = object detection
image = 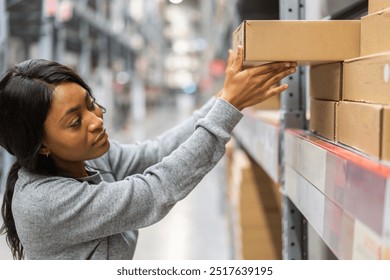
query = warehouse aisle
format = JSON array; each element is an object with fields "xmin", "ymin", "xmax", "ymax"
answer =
[{"xmin": 0, "ymin": 95, "xmax": 233, "ymax": 260}]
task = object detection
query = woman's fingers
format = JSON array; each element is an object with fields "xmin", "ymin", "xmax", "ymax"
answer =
[
  {"xmin": 226, "ymin": 49, "xmax": 235, "ymax": 70},
  {"xmin": 231, "ymin": 45, "xmax": 244, "ymax": 73},
  {"xmin": 220, "ymin": 52, "xmax": 297, "ymax": 110},
  {"xmin": 246, "ymin": 61, "xmax": 297, "ymax": 76},
  {"xmin": 240, "ymin": 63, "xmax": 296, "ymax": 91},
  {"xmin": 264, "ymin": 84, "xmax": 289, "ymax": 99},
  {"xmin": 263, "ymin": 67, "xmax": 297, "ymax": 89}
]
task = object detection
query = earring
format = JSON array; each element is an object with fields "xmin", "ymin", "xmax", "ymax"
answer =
[{"xmin": 46, "ymin": 152, "xmax": 50, "ymax": 158}]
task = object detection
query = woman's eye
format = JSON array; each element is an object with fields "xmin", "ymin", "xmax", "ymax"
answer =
[
  {"xmin": 70, "ymin": 119, "xmax": 81, "ymax": 128},
  {"xmin": 88, "ymin": 102, "xmax": 96, "ymax": 110}
]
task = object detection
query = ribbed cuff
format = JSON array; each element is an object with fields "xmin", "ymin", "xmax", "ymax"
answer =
[{"xmin": 195, "ymin": 97, "xmax": 243, "ymax": 136}]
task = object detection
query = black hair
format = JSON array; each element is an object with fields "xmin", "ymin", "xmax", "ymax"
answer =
[{"xmin": 0, "ymin": 59, "xmax": 105, "ymax": 259}]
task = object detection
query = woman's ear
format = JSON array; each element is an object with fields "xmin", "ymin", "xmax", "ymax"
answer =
[{"xmin": 39, "ymin": 144, "xmax": 50, "ymax": 157}]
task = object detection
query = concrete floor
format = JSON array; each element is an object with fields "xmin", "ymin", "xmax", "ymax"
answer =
[{"xmin": 0, "ymin": 95, "xmax": 233, "ymax": 260}]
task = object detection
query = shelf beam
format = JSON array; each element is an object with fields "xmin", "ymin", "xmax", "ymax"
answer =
[
  {"xmin": 233, "ymin": 110, "xmax": 280, "ymax": 183},
  {"xmin": 284, "ymin": 129, "xmax": 390, "ymax": 259}
]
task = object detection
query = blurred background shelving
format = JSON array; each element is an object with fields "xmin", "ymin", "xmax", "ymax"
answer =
[{"xmin": 0, "ymin": 0, "xmax": 279, "ymax": 260}]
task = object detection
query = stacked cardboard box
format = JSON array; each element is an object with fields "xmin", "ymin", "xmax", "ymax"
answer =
[
  {"xmin": 368, "ymin": 0, "xmax": 390, "ymax": 13},
  {"xmin": 225, "ymin": 141, "xmax": 282, "ymax": 259},
  {"xmin": 336, "ymin": 0, "xmax": 390, "ymax": 161},
  {"xmin": 309, "ymin": 62, "xmax": 342, "ymax": 141},
  {"xmin": 232, "ymin": 4, "xmax": 390, "ymax": 160},
  {"xmin": 233, "ymin": 20, "xmax": 360, "ymax": 66},
  {"xmin": 232, "ymin": 18, "xmax": 360, "ymax": 129}
]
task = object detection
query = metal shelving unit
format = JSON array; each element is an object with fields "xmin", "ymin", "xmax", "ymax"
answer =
[
  {"xmin": 233, "ymin": 110, "xmax": 280, "ymax": 183},
  {"xmin": 233, "ymin": 0, "xmax": 372, "ymax": 259}
]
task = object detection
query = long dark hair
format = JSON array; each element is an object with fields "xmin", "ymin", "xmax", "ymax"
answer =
[{"xmin": 0, "ymin": 59, "xmax": 103, "ymax": 259}]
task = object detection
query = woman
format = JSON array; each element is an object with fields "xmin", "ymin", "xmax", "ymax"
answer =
[{"xmin": 0, "ymin": 47, "xmax": 296, "ymax": 259}]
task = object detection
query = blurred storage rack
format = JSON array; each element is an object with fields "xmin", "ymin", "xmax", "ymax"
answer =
[
  {"xmin": 0, "ymin": 0, "xmax": 240, "ymax": 189},
  {"xmin": 230, "ymin": 0, "xmax": 390, "ymax": 260}
]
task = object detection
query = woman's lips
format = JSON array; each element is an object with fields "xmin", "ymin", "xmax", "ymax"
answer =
[{"xmin": 93, "ymin": 128, "xmax": 107, "ymax": 145}]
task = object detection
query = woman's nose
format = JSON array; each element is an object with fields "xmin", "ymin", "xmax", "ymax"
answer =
[{"xmin": 87, "ymin": 112, "xmax": 104, "ymax": 131}]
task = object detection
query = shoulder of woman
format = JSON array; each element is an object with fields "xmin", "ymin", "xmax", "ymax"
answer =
[{"xmin": 16, "ymin": 167, "xmax": 80, "ymax": 190}]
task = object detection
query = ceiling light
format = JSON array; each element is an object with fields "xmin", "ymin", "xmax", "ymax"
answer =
[{"xmin": 169, "ymin": 0, "xmax": 184, "ymax": 4}]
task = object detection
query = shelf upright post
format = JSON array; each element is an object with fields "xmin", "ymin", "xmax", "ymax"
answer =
[
  {"xmin": 0, "ymin": 0, "xmax": 13, "ymax": 194},
  {"xmin": 54, "ymin": 0, "xmax": 67, "ymax": 64},
  {"xmin": 279, "ymin": 0, "xmax": 308, "ymax": 260},
  {"xmin": 78, "ymin": 22, "xmax": 91, "ymax": 79},
  {"xmin": 0, "ymin": 0, "xmax": 8, "ymax": 73},
  {"xmin": 39, "ymin": 0, "xmax": 55, "ymax": 60}
]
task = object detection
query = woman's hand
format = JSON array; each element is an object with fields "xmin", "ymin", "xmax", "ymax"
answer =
[{"xmin": 220, "ymin": 46, "xmax": 297, "ymax": 111}]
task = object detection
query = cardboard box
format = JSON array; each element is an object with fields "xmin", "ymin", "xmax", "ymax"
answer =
[
  {"xmin": 233, "ymin": 20, "xmax": 360, "ymax": 66},
  {"xmin": 361, "ymin": 8, "xmax": 390, "ymax": 56},
  {"xmin": 310, "ymin": 62, "xmax": 342, "ymax": 101},
  {"xmin": 309, "ymin": 99, "xmax": 337, "ymax": 141},
  {"xmin": 344, "ymin": 52, "xmax": 390, "ymax": 104},
  {"xmin": 336, "ymin": 101, "xmax": 390, "ymax": 161},
  {"xmin": 251, "ymin": 94, "xmax": 280, "ymax": 110},
  {"xmin": 226, "ymin": 147, "xmax": 282, "ymax": 259},
  {"xmin": 368, "ymin": 0, "xmax": 390, "ymax": 13}
]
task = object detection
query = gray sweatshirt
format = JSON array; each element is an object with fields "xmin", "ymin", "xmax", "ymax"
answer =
[{"xmin": 12, "ymin": 98, "xmax": 242, "ymax": 259}]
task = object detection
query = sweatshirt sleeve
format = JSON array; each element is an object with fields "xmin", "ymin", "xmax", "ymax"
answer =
[
  {"xmin": 13, "ymin": 98, "xmax": 242, "ymax": 249},
  {"xmin": 105, "ymin": 97, "xmax": 217, "ymax": 179}
]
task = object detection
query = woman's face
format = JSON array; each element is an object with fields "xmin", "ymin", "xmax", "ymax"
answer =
[{"xmin": 42, "ymin": 82, "xmax": 109, "ymax": 174}]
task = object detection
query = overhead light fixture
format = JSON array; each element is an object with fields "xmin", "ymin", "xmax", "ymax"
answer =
[{"xmin": 169, "ymin": 0, "xmax": 183, "ymax": 4}]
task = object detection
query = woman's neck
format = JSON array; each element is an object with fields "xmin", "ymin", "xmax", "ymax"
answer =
[{"xmin": 51, "ymin": 157, "xmax": 87, "ymax": 178}]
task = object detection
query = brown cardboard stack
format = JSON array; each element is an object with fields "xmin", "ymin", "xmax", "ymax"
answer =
[
  {"xmin": 225, "ymin": 141, "xmax": 282, "ymax": 259},
  {"xmin": 309, "ymin": 62, "xmax": 342, "ymax": 141},
  {"xmin": 336, "ymin": 0, "xmax": 390, "ymax": 161},
  {"xmin": 232, "ymin": 18, "xmax": 361, "ymax": 132},
  {"xmin": 306, "ymin": 0, "xmax": 390, "ymax": 161}
]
